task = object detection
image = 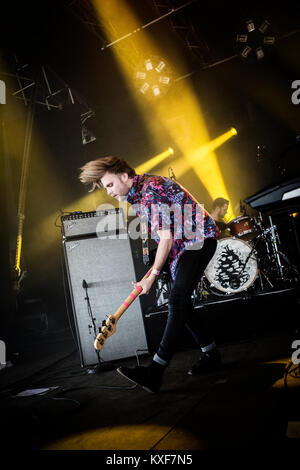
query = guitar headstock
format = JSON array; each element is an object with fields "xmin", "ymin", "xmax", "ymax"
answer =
[{"xmin": 94, "ymin": 314, "xmax": 116, "ymax": 350}]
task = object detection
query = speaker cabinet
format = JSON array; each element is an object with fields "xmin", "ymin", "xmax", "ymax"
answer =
[{"xmin": 63, "ymin": 232, "xmax": 149, "ymax": 366}]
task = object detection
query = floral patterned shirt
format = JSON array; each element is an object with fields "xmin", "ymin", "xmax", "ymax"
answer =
[{"xmin": 126, "ymin": 173, "xmax": 219, "ymax": 279}]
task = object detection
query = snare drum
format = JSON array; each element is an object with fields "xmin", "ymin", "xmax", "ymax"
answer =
[
  {"xmin": 228, "ymin": 216, "xmax": 258, "ymax": 241},
  {"xmin": 204, "ymin": 238, "xmax": 258, "ymax": 294}
]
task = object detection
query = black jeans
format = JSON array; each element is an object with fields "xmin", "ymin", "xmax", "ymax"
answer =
[{"xmin": 156, "ymin": 238, "xmax": 217, "ymax": 364}]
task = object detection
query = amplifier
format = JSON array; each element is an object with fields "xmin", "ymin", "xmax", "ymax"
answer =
[
  {"xmin": 63, "ymin": 235, "xmax": 149, "ymax": 365},
  {"xmin": 61, "ymin": 208, "xmax": 126, "ymax": 239},
  {"xmin": 61, "ymin": 209, "xmax": 149, "ymax": 365}
]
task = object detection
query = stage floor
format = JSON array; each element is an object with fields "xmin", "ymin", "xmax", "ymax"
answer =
[{"xmin": 0, "ymin": 286, "xmax": 300, "ymax": 458}]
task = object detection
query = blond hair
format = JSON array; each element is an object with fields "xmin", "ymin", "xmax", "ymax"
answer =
[{"xmin": 78, "ymin": 156, "xmax": 136, "ymax": 192}]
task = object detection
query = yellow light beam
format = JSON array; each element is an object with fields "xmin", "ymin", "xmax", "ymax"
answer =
[
  {"xmin": 92, "ymin": 0, "xmax": 234, "ymax": 213},
  {"xmin": 135, "ymin": 147, "xmax": 174, "ymax": 174},
  {"xmin": 188, "ymin": 128, "xmax": 237, "ymax": 165}
]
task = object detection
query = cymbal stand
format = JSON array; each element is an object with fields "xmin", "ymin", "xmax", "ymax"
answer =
[
  {"xmin": 237, "ymin": 232, "xmax": 274, "ymax": 291},
  {"xmin": 255, "ymin": 215, "xmax": 275, "ymax": 289},
  {"xmin": 155, "ymin": 278, "xmax": 171, "ymax": 307},
  {"xmin": 268, "ymin": 216, "xmax": 284, "ymax": 279}
]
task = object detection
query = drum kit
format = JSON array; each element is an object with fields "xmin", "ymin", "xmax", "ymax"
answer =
[{"xmin": 155, "ymin": 212, "xmax": 299, "ymax": 306}]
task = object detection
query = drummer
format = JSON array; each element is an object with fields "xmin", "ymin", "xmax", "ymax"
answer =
[{"xmin": 210, "ymin": 197, "xmax": 231, "ymax": 239}]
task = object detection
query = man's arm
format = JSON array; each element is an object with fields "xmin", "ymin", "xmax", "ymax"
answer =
[{"xmin": 132, "ymin": 229, "xmax": 173, "ymax": 295}]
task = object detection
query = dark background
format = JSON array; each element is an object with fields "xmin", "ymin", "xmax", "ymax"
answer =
[{"xmin": 0, "ymin": 0, "xmax": 300, "ymax": 334}]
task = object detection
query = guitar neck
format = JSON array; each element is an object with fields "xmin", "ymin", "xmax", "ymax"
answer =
[{"xmin": 113, "ymin": 266, "xmax": 153, "ymax": 322}]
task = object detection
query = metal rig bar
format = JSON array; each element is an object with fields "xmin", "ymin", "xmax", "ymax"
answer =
[{"xmin": 100, "ymin": 0, "xmax": 194, "ymax": 50}]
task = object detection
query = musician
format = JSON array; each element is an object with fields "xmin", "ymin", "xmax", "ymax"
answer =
[
  {"xmin": 79, "ymin": 156, "xmax": 221, "ymax": 393},
  {"xmin": 210, "ymin": 197, "xmax": 230, "ymax": 238}
]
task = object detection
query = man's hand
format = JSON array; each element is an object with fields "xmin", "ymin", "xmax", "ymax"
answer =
[
  {"xmin": 132, "ymin": 229, "xmax": 172, "ymax": 296},
  {"xmin": 132, "ymin": 276, "xmax": 155, "ymax": 295}
]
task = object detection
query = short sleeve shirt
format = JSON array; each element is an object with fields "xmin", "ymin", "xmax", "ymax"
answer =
[{"xmin": 126, "ymin": 174, "xmax": 219, "ymax": 279}]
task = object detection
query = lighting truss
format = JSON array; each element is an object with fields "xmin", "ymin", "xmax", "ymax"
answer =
[
  {"xmin": 0, "ymin": 56, "xmax": 96, "ymax": 144},
  {"xmin": 149, "ymin": 0, "xmax": 216, "ymax": 67},
  {"xmin": 0, "ymin": 55, "xmax": 97, "ymax": 283}
]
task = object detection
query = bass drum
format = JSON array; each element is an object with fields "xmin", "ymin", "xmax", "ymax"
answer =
[{"xmin": 204, "ymin": 238, "xmax": 258, "ymax": 294}]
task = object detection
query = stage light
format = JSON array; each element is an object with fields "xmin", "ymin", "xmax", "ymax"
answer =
[
  {"xmin": 236, "ymin": 34, "xmax": 248, "ymax": 43},
  {"xmin": 155, "ymin": 60, "xmax": 166, "ymax": 73},
  {"xmin": 140, "ymin": 82, "xmax": 150, "ymax": 94},
  {"xmin": 236, "ymin": 18, "xmax": 275, "ymax": 61},
  {"xmin": 264, "ymin": 36, "xmax": 275, "ymax": 45},
  {"xmin": 81, "ymin": 111, "xmax": 96, "ymax": 145},
  {"xmin": 241, "ymin": 46, "xmax": 252, "ymax": 59},
  {"xmin": 230, "ymin": 127, "xmax": 237, "ymax": 136},
  {"xmin": 135, "ymin": 147, "xmax": 174, "ymax": 174},
  {"xmin": 136, "ymin": 71, "xmax": 146, "ymax": 79},
  {"xmin": 81, "ymin": 125, "xmax": 96, "ymax": 145},
  {"xmin": 246, "ymin": 20, "xmax": 255, "ymax": 33},
  {"xmin": 134, "ymin": 55, "xmax": 172, "ymax": 98},
  {"xmin": 159, "ymin": 76, "xmax": 170, "ymax": 85},
  {"xmin": 152, "ymin": 85, "xmax": 161, "ymax": 96},
  {"xmin": 145, "ymin": 59, "xmax": 153, "ymax": 71},
  {"xmin": 259, "ymin": 20, "xmax": 270, "ymax": 34},
  {"xmin": 93, "ymin": 1, "xmax": 233, "ymax": 214},
  {"xmin": 255, "ymin": 47, "xmax": 264, "ymax": 60}
]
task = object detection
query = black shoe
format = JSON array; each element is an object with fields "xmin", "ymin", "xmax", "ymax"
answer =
[
  {"xmin": 117, "ymin": 363, "xmax": 163, "ymax": 393},
  {"xmin": 187, "ymin": 349, "xmax": 222, "ymax": 375}
]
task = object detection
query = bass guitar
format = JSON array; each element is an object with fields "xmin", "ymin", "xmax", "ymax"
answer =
[{"xmin": 94, "ymin": 266, "xmax": 153, "ymax": 351}]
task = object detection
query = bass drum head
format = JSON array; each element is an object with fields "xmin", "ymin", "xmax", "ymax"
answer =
[{"xmin": 204, "ymin": 238, "xmax": 258, "ymax": 294}]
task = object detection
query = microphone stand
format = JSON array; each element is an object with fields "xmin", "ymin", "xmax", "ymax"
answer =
[
  {"xmin": 168, "ymin": 167, "xmax": 176, "ymax": 181},
  {"xmin": 82, "ymin": 279, "xmax": 102, "ymax": 372}
]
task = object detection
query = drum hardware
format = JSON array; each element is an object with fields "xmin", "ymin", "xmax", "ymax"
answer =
[
  {"xmin": 155, "ymin": 278, "xmax": 171, "ymax": 307},
  {"xmin": 152, "ymin": 211, "xmax": 299, "ymax": 307},
  {"xmin": 228, "ymin": 215, "xmax": 259, "ymax": 241},
  {"xmin": 268, "ymin": 215, "xmax": 284, "ymax": 278},
  {"xmin": 243, "ymin": 230, "xmax": 275, "ymax": 290},
  {"xmin": 250, "ymin": 216, "xmax": 299, "ymax": 287}
]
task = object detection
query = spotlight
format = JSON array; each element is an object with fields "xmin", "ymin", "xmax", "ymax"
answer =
[
  {"xmin": 236, "ymin": 18, "xmax": 275, "ymax": 61},
  {"xmin": 134, "ymin": 55, "xmax": 172, "ymax": 98},
  {"xmin": 145, "ymin": 59, "xmax": 153, "ymax": 71},
  {"xmin": 264, "ymin": 36, "xmax": 275, "ymax": 45},
  {"xmin": 140, "ymin": 83, "xmax": 150, "ymax": 94},
  {"xmin": 241, "ymin": 45, "xmax": 252, "ymax": 58},
  {"xmin": 81, "ymin": 125, "xmax": 96, "ymax": 145},
  {"xmin": 255, "ymin": 47, "xmax": 264, "ymax": 60},
  {"xmin": 259, "ymin": 20, "xmax": 270, "ymax": 34},
  {"xmin": 246, "ymin": 19, "xmax": 255, "ymax": 33},
  {"xmin": 230, "ymin": 127, "xmax": 237, "ymax": 136},
  {"xmin": 81, "ymin": 111, "xmax": 96, "ymax": 145},
  {"xmin": 159, "ymin": 76, "xmax": 170, "ymax": 85},
  {"xmin": 236, "ymin": 34, "xmax": 248, "ymax": 43},
  {"xmin": 136, "ymin": 71, "xmax": 146, "ymax": 79},
  {"xmin": 135, "ymin": 147, "xmax": 175, "ymax": 174},
  {"xmin": 155, "ymin": 61, "xmax": 166, "ymax": 73},
  {"xmin": 152, "ymin": 85, "xmax": 161, "ymax": 96}
]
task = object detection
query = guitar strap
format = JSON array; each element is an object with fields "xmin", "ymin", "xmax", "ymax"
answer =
[{"xmin": 141, "ymin": 215, "xmax": 150, "ymax": 265}]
